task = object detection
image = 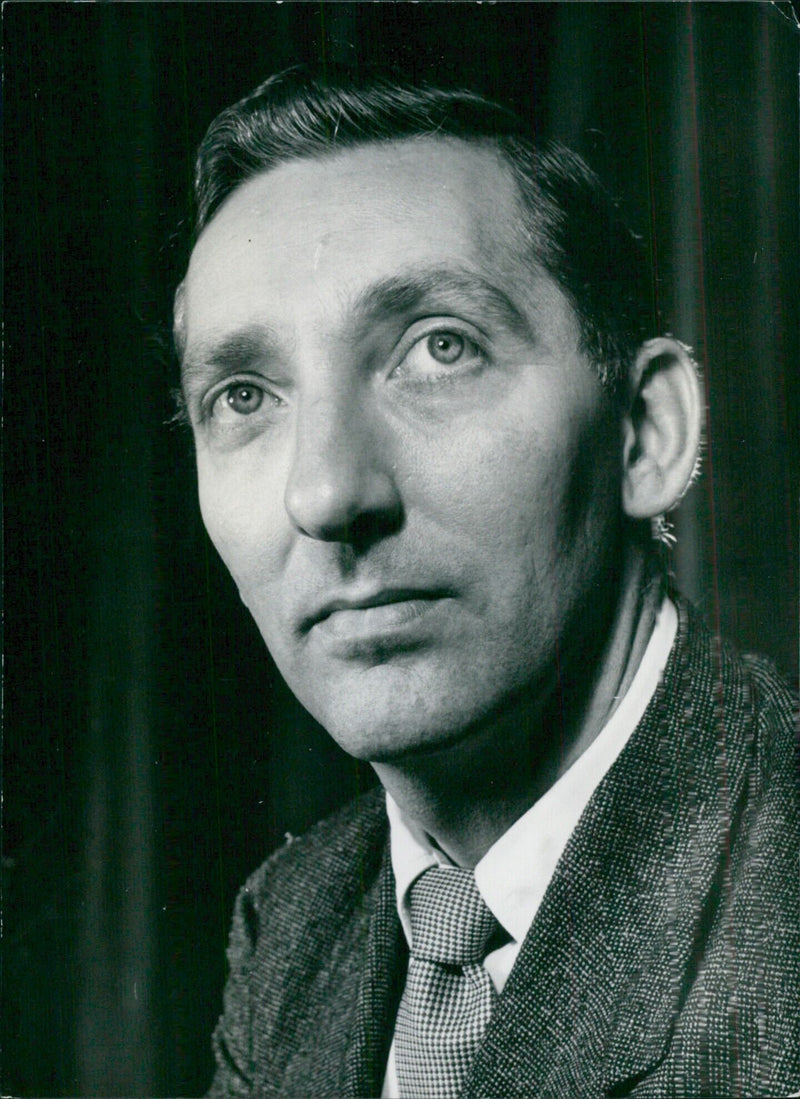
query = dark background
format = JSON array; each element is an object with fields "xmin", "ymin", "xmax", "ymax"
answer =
[{"xmin": 4, "ymin": 4, "xmax": 798, "ymax": 1095}]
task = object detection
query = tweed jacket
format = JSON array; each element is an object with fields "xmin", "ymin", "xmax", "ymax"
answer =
[{"xmin": 208, "ymin": 602, "xmax": 800, "ymax": 1098}]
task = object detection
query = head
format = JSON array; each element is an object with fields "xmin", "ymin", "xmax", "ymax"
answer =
[{"xmin": 175, "ymin": 69, "xmax": 701, "ymax": 763}]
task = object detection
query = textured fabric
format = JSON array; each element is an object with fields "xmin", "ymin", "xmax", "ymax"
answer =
[
  {"xmin": 207, "ymin": 599, "xmax": 800, "ymax": 1098},
  {"xmin": 395, "ymin": 868, "xmax": 499, "ymax": 1098}
]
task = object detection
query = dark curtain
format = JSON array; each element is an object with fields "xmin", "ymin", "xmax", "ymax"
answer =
[{"xmin": 4, "ymin": 4, "xmax": 797, "ymax": 1095}]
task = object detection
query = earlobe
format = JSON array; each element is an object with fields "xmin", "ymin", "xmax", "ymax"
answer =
[{"xmin": 622, "ymin": 338, "xmax": 703, "ymax": 520}]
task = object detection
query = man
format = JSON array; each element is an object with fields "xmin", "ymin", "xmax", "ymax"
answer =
[{"xmin": 174, "ymin": 69, "xmax": 799, "ymax": 1097}]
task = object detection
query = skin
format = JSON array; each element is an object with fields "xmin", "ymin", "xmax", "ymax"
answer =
[{"xmin": 180, "ymin": 137, "xmax": 656, "ymax": 865}]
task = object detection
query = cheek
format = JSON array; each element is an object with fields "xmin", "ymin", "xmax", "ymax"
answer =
[
  {"xmin": 419, "ymin": 411, "xmax": 581, "ymax": 540},
  {"xmin": 420, "ymin": 403, "xmax": 621, "ymax": 592},
  {"xmin": 554, "ymin": 413, "xmax": 622, "ymax": 541},
  {"xmin": 196, "ymin": 455, "xmax": 288, "ymax": 588}
]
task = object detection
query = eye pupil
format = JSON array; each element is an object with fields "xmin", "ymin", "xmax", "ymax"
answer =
[{"xmin": 428, "ymin": 332, "xmax": 465, "ymax": 365}]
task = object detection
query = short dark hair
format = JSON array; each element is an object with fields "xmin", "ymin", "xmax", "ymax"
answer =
[{"xmin": 184, "ymin": 67, "xmax": 653, "ymax": 393}]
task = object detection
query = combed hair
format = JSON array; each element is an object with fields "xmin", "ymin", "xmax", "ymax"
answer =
[{"xmin": 187, "ymin": 66, "xmax": 653, "ymax": 393}]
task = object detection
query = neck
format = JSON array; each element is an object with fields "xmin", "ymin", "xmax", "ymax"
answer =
[{"xmin": 372, "ymin": 543, "xmax": 661, "ymax": 868}]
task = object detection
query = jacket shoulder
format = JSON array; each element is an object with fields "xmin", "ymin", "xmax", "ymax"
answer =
[
  {"xmin": 207, "ymin": 786, "xmax": 389, "ymax": 1097},
  {"xmin": 674, "ymin": 598, "xmax": 797, "ymax": 766},
  {"xmin": 232, "ymin": 784, "xmax": 388, "ymax": 955}
]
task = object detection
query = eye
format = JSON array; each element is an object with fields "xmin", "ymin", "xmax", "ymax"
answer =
[
  {"xmin": 397, "ymin": 327, "xmax": 487, "ymax": 380},
  {"xmin": 204, "ymin": 380, "xmax": 274, "ymax": 424}
]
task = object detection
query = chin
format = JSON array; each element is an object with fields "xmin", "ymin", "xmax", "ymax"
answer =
[
  {"xmin": 339, "ymin": 724, "xmax": 475, "ymax": 765},
  {"xmin": 300, "ymin": 682, "xmax": 503, "ymax": 765}
]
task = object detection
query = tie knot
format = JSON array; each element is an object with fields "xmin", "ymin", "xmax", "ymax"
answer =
[{"xmin": 407, "ymin": 866, "xmax": 498, "ymax": 965}]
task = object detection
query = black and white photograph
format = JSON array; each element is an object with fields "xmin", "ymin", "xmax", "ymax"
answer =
[{"xmin": 4, "ymin": 4, "xmax": 799, "ymax": 1096}]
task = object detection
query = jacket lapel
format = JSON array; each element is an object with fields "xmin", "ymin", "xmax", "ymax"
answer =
[
  {"xmin": 257, "ymin": 790, "xmax": 402, "ymax": 1098},
  {"xmin": 340, "ymin": 848, "xmax": 408, "ymax": 1097},
  {"xmin": 465, "ymin": 602, "xmax": 755, "ymax": 1097}
]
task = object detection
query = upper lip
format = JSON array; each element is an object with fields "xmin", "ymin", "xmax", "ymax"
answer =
[{"xmin": 301, "ymin": 587, "xmax": 451, "ymax": 632}]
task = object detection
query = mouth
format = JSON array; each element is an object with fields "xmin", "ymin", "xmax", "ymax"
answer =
[{"xmin": 301, "ymin": 588, "xmax": 454, "ymax": 644}]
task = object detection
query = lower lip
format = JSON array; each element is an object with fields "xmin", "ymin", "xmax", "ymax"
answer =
[{"xmin": 313, "ymin": 598, "xmax": 446, "ymax": 647}]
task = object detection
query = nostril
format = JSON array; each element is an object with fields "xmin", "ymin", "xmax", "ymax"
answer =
[
  {"xmin": 284, "ymin": 463, "xmax": 403, "ymax": 545},
  {"xmin": 344, "ymin": 499, "xmax": 405, "ymax": 551}
]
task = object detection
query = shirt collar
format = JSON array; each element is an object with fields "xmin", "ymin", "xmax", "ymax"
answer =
[{"xmin": 387, "ymin": 596, "xmax": 678, "ymax": 947}]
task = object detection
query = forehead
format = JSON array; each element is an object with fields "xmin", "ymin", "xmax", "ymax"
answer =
[{"xmin": 182, "ymin": 138, "xmax": 541, "ymax": 340}]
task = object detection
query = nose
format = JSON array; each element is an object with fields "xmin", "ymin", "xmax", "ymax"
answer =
[{"xmin": 284, "ymin": 392, "xmax": 403, "ymax": 544}]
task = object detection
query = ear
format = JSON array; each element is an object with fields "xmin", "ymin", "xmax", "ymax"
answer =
[{"xmin": 622, "ymin": 338, "xmax": 703, "ymax": 519}]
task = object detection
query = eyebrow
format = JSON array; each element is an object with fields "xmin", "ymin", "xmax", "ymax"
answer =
[
  {"xmin": 352, "ymin": 265, "xmax": 535, "ymax": 341},
  {"xmin": 180, "ymin": 326, "xmax": 280, "ymax": 391}
]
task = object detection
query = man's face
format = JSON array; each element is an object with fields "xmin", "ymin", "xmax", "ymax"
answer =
[{"xmin": 181, "ymin": 138, "xmax": 624, "ymax": 762}]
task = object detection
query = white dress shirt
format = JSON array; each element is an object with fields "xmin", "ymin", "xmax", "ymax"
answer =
[{"xmin": 382, "ymin": 596, "xmax": 678, "ymax": 1097}]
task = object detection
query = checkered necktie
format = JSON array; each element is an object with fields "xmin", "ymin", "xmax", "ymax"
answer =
[{"xmin": 394, "ymin": 866, "xmax": 499, "ymax": 1099}]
